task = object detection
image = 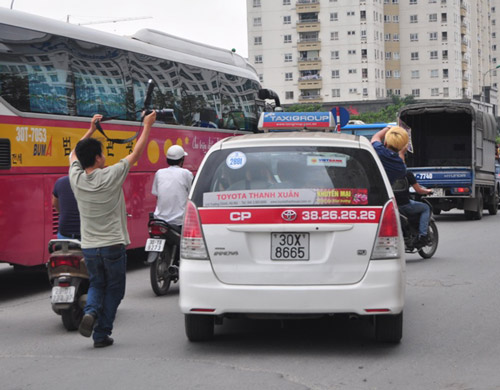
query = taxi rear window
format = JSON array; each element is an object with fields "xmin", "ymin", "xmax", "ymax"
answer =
[{"xmin": 191, "ymin": 146, "xmax": 389, "ymax": 207}]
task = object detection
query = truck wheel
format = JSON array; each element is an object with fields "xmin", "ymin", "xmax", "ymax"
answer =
[
  {"xmin": 374, "ymin": 312, "xmax": 403, "ymax": 343},
  {"xmin": 465, "ymin": 192, "xmax": 483, "ymax": 220},
  {"xmin": 488, "ymin": 189, "xmax": 498, "ymax": 215},
  {"xmin": 185, "ymin": 314, "xmax": 215, "ymax": 341}
]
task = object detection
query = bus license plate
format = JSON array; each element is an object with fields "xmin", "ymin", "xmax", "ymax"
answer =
[
  {"xmin": 271, "ymin": 233, "xmax": 309, "ymax": 261},
  {"xmin": 51, "ymin": 286, "xmax": 75, "ymax": 304},
  {"xmin": 145, "ymin": 238, "xmax": 166, "ymax": 252}
]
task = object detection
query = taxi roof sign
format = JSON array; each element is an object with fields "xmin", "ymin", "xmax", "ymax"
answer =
[{"xmin": 258, "ymin": 112, "xmax": 335, "ymax": 132}]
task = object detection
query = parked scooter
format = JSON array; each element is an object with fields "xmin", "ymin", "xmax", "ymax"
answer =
[
  {"xmin": 145, "ymin": 213, "xmax": 181, "ymax": 296},
  {"xmin": 47, "ymin": 239, "xmax": 88, "ymax": 330}
]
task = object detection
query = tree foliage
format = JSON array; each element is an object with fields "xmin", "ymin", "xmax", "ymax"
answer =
[{"xmin": 351, "ymin": 95, "xmax": 416, "ymax": 123}]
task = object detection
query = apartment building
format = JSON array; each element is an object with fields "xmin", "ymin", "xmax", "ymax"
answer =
[{"xmin": 247, "ymin": 0, "xmax": 494, "ymax": 106}]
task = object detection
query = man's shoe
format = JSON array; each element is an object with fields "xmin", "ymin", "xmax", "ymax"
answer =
[
  {"xmin": 94, "ymin": 336, "xmax": 114, "ymax": 348},
  {"xmin": 78, "ymin": 313, "xmax": 95, "ymax": 338},
  {"xmin": 415, "ymin": 236, "xmax": 428, "ymax": 249}
]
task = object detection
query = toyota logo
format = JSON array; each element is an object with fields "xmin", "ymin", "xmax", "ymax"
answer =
[{"xmin": 281, "ymin": 210, "xmax": 297, "ymax": 222}]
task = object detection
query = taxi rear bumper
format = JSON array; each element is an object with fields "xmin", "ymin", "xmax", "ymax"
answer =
[{"xmin": 179, "ymin": 259, "xmax": 405, "ymax": 316}]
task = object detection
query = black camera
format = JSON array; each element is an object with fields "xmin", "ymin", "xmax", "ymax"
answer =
[{"xmin": 143, "ymin": 79, "xmax": 177, "ymax": 124}]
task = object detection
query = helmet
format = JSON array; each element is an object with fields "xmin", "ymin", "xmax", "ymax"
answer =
[{"xmin": 166, "ymin": 145, "xmax": 188, "ymax": 160}]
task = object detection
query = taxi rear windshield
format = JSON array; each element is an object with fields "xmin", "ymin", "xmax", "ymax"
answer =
[{"xmin": 192, "ymin": 146, "xmax": 389, "ymax": 207}]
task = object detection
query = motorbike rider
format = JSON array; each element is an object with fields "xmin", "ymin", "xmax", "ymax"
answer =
[
  {"xmin": 371, "ymin": 126, "xmax": 408, "ymax": 184},
  {"xmin": 397, "ymin": 146, "xmax": 433, "ymax": 248},
  {"xmin": 52, "ymin": 175, "xmax": 81, "ymax": 240},
  {"xmin": 151, "ymin": 145, "xmax": 193, "ymax": 230}
]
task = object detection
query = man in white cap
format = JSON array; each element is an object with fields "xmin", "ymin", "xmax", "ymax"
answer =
[{"xmin": 151, "ymin": 145, "xmax": 193, "ymax": 228}]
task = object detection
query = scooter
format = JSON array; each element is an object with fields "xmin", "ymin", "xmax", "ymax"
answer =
[
  {"xmin": 145, "ymin": 213, "xmax": 181, "ymax": 296},
  {"xmin": 47, "ymin": 239, "xmax": 89, "ymax": 330},
  {"xmin": 399, "ymin": 196, "xmax": 439, "ymax": 259}
]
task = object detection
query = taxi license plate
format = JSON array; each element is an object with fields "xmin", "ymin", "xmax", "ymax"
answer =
[
  {"xmin": 428, "ymin": 188, "xmax": 445, "ymax": 197},
  {"xmin": 271, "ymin": 233, "xmax": 309, "ymax": 261},
  {"xmin": 51, "ymin": 286, "xmax": 75, "ymax": 304},
  {"xmin": 145, "ymin": 238, "xmax": 166, "ymax": 252}
]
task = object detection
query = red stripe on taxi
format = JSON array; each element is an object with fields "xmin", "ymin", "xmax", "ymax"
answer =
[{"xmin": 199, "ymin": 207, "xmax": 382, "ymax": 224}]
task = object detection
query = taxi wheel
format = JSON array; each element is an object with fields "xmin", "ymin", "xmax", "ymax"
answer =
[
  {"xmin": 374, "ymin": 312, "xmax": 403, "ymax": 343},
  {"xmin": 185, "ymin": 314, "xmax": 214, "ymax": 342}
]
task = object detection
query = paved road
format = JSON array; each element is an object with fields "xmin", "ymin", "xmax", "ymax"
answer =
[{"xmin": 1, "ymin": 211, "xmax": 500, "ymax": 390}]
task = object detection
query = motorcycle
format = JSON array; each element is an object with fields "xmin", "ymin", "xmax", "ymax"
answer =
[
  {"xmin": 47, "ymin": 239, "xmax": 88, "ymax": 330},
  {"xmin": 145, "ymin": 212, "xmax": 181, "ymax": 296},
  {"xmin": 399, "ymin": 195, "xmax": 439, "ymax": 259}
]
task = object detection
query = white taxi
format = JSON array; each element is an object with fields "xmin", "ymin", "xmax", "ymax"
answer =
[{"xmin": 179, "ymin": 122, "xmax": 405, "ymax": 343}]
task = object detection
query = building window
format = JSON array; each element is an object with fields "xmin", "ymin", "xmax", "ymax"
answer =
[
  {"xmin": 411, "ymin": 70, "xmax": 420, "ymax": 79},
  {"xmin": 441, "ymin": 13, "xmax": 447, "ymax": 22},
  {"xmin": 431, "ymin": 88, "xmax": 439, "ymax": 96},
  {"xmin": 347, "ymin": 11, "xmax": 355, "ymax": 16},
  {"xmin": 331, "ymin": 51, "xmax": 340, "ymax": 60},
  {"xmin": 330, "ymin": 12, "xmax": 338, "ymax": 21},
  {"xmin": 348, "ymin": 68, "xmax": 357, "ymax": 74},
  {"xmin": 283, "ymin": 0, "xmax": 291, "ymax": 4},
  {"xmin": 331, "ymin": 31, "xmax": 339, "ymax": 40},
  {"xmin": 361, "ymin": 49, "xmax": 368, "ymax": 59},
  {"xmin": 259, "ymin": 74, "xmax": 264, "ymax": 82},
  {"xmin": 429, "ymin": 32, "xmax": 437, "ymax": 41},
  {"xmin": 254, "ymin": 36, "xmax": 262, "ymax": 46},
  {"xmin": 348, "ymin": 49, "xmax": 356, "ymax": 55},
  {"xmin": 442, "ymin": 31, "xmax": 448, "ymax": 41},
  {"xmin": 253, "ymin": 17, "xmax": 262, "ymax": 26},
  {"xmin": 285, "ymin": 91, "xmax": 294, "ymax": 99},
  {"xmin": 430, "ymin": 51, "xmax": 438, "ymax": 59},
  {"xmin": 393, "ymin": 15, "xmax": 399, "ymax": 23},
  {"xmin": 349, "ymin": 88, "xmax": 358, "ymax": 94},
  {"xmin": 412, "ymin": 89, "xmax": 420, "ymax": 97},
  {"xmin": 284, "ymin": 35, "xmax": 292, "ymax": 43},
  {"xmin": 442, "ymin": 50, "xmax": 448, "ymax": 60},
  {"xmin": 348, "ymin": 30, "xmax": 356, "ymax": 36},
  {"xmin": 393, "ymin": 52, "xmax": 400, "ymax": 59},
  {"xmin": 362, "ymin": 68, "xmax": 368, "ymax": 79},
  {"xmin": 384, "ymin": 15, "xmax": 391, "ymax": 23},
  {"xmin": 385, "ymin": 52, "xmax": 392, "ymax": 60},
  {"xmin": 360, "ymin": 10, "xmax": 366, "ymax": 21},
  {"xmin": 332, "ymin": 89, "xmax": 341, "ymax": 97},
  {"xmin": 394, "ymin": 89, "xmax": 401, "ymax": 95},
  {"xmin": 255, "ymin": 55, "xmax": 263, "ymax": 64},
  {"xmin": 331, "ymin": 70, "xmax": 340, "ymax": 78},
  {"xmin": 253, "ymin": 0, "xmax": 261, "ymax": 7},
  {"xmin": 385, "ymin": 33, "xmax": 391, "ymax": 41},
  {"xmin": 386, "ymin": 70, "xmax": 392, "ymax": 78},
  {"xmin": 361, "ymin": 30, "xmax": 367, "ymax": 40},
  {"xmin": 393, "ymin": 33, "xmax": 400, "ymax": 41},
  {"xmin": 429, "ymin": 13, "xmax": 437, "ymax": 22},
  {"xmin": 411, "ymin": 52, "xmax": 419, "ymax": 60},
  {"xmin": 394, "ymin": 70, "xmax": 400, "ymax": 78},
  {"xmin": 430, "ymin": 69, "xmax": 439, "ymax": 78},
  {"xmin": 443, "ymin": 69, "xmax": 449, "ymax": 78},
  {"xmin": 285, "ymin": 72, "xmax": 293, "ymax": 81},
  {"xmin": 410, "ymin": 15, "xmax": 418, "ymax": 23},
  {"xmin": 283, "ymin": 16, "xmax": 291, "ymax": 24},
  {"xmin": 410, "ymin": 0, "xmax": 417, "ymax": 4},
  {"xmin": 363, "ymin": 88, "xmax": 368, "ymax": 97},
  {"xmin": 410, "ymin": 33, "xmax": 419, "ymax": 42},
  {"xmin": 443, "ymin": 87, "xmax": 449, "ymax": 97},
  {"xmin": 284, "ymin": 53, "xmax": 292, "ymax": 62}
]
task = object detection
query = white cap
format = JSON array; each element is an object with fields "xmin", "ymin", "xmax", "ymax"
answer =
[{"xmin": 166, "ymin": 145, "xmax": 188, "ymax": 160}]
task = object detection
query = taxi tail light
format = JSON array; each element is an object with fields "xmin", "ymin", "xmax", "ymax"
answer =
[
  {"xmin": 371, "ymin": 200, "xmax": 400, "ymax": 260},
  {"xmin": 50, "ymin": 255, "xmax": 81, "ymax": 269},
  {"xmin": 181, "ymin": 201, "xmax": 209, "ymax": 260}
]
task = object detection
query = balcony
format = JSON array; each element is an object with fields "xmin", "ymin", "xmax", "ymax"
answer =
[
  {"xmin": 296, "ymin": 20, "xmax": 320, "ymax": 33},
  {"xmin": 298, "ymin": 78, "xmax": 322, "ymax": 89},
  {"xmin": 297, "ymin": 39, "xmax": 321, "ymax": 51},
  {"xmin": 298, "ymin": 58, "xmax": 321, "ymax": 71},
  {"xmin": 298, "ymin": 94, "xmax": 323, "ymax": 103},
  {"xmin": 296, "ymin": 0, "xmax": 320, "ymax": 13}
]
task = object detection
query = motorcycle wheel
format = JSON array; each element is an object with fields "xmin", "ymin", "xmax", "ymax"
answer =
[
  {"xmin": 61, "ymin": 302, "xmax": 83, "ymax": 331},
  {"xmin": 150, "ymin": 246, "xmax": 173, "ymax": 296},
  {"xmin": 418, "ymin": 220, "xmax": 439, "ymax": 259}
]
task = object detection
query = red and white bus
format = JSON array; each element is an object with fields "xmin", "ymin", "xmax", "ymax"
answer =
[{"xmin": 0, "ymin": 9, "xmax": 266, "ymax": 267}]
